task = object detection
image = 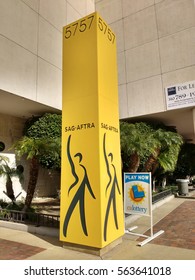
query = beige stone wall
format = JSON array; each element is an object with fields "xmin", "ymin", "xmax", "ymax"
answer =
[
  {"xmin": 0, "ymin": 0, "xmax": 95, "ymax": 200},
  {"xmin": 95, "ymin": 0, "xmax": 195, "ymax": 119},
  {"xmin": 0, "ymin": 113, "xmax": 25, "ymax": 150},
  {"xmin": 0, "ymin": 0, "xmax": 95, "ymax": 110}
]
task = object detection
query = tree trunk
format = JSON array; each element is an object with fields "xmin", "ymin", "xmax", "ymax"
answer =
[
  {"xmin": 128, "ymin": 152, "xmax": 140, "ymax": 173},
  {"xmin": 151, "ymin": 161, "xmax": 159, "ymax": 175},
  {"xmin": 23, "ymin": 157, "xmax": 39, "ymax": 211},
  {"xmin": 6, "ymin": 176, "xmax": 15, "ymax": 201},
  {"xmin": 143, "ymin": 148, "xmax": 161, "ymax": 172},
  {"xmin": 152, "ymin": 176, "xmax": 156, "ymax": 192}
]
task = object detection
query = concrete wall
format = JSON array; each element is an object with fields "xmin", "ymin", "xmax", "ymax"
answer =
[
  {"xmin": 0, "ymin": 113, "xmax": 25, "ymax": 150},
  {"xmin": 0, "ymin": 0, "xmax": 95, "ymax": 110},
  {"xmin": 1, "ymin": 0, "xmax": 194, "ymax": 199},
  {"xmin": 0, "ymin": 1, "xmax": 95, "ymax": 200},
  {"xmin": 95, "ymin": 0, "xmax": 195, "ymax": 119}
]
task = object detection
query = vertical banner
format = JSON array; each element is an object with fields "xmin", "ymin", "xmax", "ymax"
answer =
[
  {"xmin": 60, "ymin": 12, "xmax": 124, "ymax": 249},
  {"xmin": 124, "ymin": 173, "xmax": 151, "ymax": 216}
]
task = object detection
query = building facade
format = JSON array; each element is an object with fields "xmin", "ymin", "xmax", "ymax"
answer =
[
  {"xmin": 0, "ymin": 0, "xmax": 195, "ymax": 199},
  {"xmin": 0, "ymin": 0, "xmax": 95, "ymax": 200},
  {"xmin": 96, "ymin": 0, "xmax": 195, "ymax": 142}
]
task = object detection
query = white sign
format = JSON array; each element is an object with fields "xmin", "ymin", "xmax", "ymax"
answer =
[
  {"xmin": 124, "ymin": 173, "xmax": 151, "ymax": 216},
  {"xmin": 165, "ymin": 80, "xmax": 195, "ymax": 110},
  {"xmin": 124, "ymin": 172, "xmax": 164, "ymax": 246}
]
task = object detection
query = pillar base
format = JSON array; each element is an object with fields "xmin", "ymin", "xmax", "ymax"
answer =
[{"xmin": 62, "ymin": 236, "xmax": 123, "ymax": 257}]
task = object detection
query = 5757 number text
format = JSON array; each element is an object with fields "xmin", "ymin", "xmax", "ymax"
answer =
[
  {"xmin": 64, "ymin": 15, "xmax": 94, "ymax": 39},
  {"xmin": 64, "ymin": 15, "xmax": 115, "ymax": 44}
]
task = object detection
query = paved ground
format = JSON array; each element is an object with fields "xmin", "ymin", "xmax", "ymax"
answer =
[
  {"xmin": 0, "ymin": 196, "xmax": 195, "ymax": 260},
  {"xmin": 138, "ymin": 200, "xmax": 195, "ymax": 250},
  {"xmin": 0, "ymin": 238, "xmax": 45, "ymax": 260}
]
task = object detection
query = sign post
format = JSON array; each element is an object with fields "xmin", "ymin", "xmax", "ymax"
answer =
[
  {"xmin": 60, "ymin": 12, "xmax": 124, "ymax": 251},
  {"xmin": 124, "ymin": 172, "xmax": 164, "ymax": 246}
]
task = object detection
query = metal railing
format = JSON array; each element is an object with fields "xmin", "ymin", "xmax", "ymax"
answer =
[
  {"xmin": 152, "ymin": 189, "xmax": 172, "ymax": 204},
  {"xmin": 0, "ymin": 189, "xmax": 173, "ymax": 227},
  {"xmin": 0, "ymin": 209, "xmax": 60, "ymax": 228}
]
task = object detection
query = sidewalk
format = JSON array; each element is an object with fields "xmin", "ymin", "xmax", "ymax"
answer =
[{"xmin": 0, "ymin": 196, "xmax": 195, "ymax": 260}]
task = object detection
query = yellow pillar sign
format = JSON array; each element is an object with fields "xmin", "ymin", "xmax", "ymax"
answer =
[{"xmin": 60, "ymin": 12, "xmax": 124, "ymax": 249}]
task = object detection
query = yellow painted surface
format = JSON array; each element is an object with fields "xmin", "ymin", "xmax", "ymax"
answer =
[{"xmin": 60, "ymin": 12, "xmax": 124, "ymax": 248}]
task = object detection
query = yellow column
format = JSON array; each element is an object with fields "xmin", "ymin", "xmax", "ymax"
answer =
[{"xmin": 60, "ymin": 12, "xmax": 124, "ymax": 249}]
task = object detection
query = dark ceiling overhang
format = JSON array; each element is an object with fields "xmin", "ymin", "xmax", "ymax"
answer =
[
  {"xmin": 121, "ymin": 107, "xmax": 195, "ymax": 144},
  {"xmin": 0, "ymin": 89, "xmax": 61, "ymax": 119},
  {"xmin": 1, "ymin": 89, "xmax": 195, "ymax": 144}
]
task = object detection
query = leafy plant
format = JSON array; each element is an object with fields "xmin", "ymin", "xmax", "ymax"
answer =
[
  {"xmin": 120, "ymin": 121, "xmax": 183, "ymax": 177},
  {"xmin": 0, "ymin": 155, "xmax": 24, "ymax": 201},
  {"xmin": 143, "ymin": 129, "xmax": 183, "ymax": 174},
  {"xmin": 120, "ymin": 122, "xmax": 158, "ymax": 172},
  {"xmin": 23, "ymin": 113, "xmax": 62, "ymax": 169},
  {"xmin": 12, "ymin": 136, "xmax": 60, "ymax": 211}
]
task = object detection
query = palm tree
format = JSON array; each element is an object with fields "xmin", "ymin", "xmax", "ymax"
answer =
[
  {"xmin": 120, "ymin": 122, "xmax": 158, "ymax": 172},
  {"xmin": 12, "ymin": 136, "xmax": 60, "ymax": 211},
  {"xmin": 0, "ymin": 156, "xmax": 23, "ymax": 201},
  {"xmin": 143, "ymin": 129, "xmax": 183, "ymax": 174}
]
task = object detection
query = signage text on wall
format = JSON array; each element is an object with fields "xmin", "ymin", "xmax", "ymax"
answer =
[{"xmin": 165, "ymin": 80, "xmax": 195, "ymax": 110}]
